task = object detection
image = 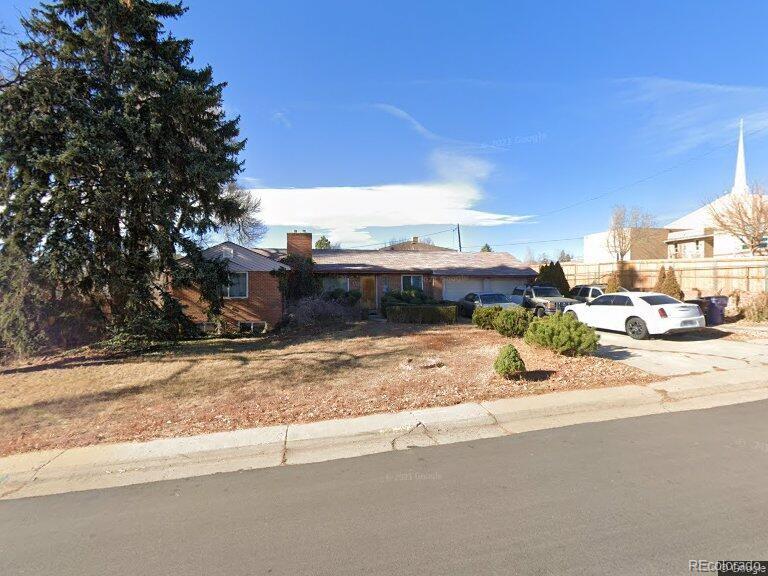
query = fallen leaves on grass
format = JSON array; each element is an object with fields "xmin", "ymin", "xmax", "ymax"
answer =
[{"xmin": 0, "ymin": 322, "xmax": 656, "ymax": 456}]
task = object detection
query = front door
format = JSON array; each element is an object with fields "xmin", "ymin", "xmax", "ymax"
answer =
[{"xmin": 360, "ymin": 276, "xmax": 376, "ymax": 309}]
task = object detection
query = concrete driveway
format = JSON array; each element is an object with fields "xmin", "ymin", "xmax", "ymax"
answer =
[{"xmin": 596, "ymin": 328, "xmax": 768, "ymax": 376}]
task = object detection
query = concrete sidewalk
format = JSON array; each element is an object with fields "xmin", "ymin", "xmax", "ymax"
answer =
[{"xmin": 2, "ymin": 369, "xmax": 768, "ymax": 500}]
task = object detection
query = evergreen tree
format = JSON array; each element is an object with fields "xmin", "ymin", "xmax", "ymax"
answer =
[
  {"xmin": 480, "ymin": 243, "xmax": 492, "ymax": 252},
  {"xmin": 272, "ymin": 255, "xmax": 321, "ymax": 301},
  {"xmin": 0, "ymin": 247, "xmax": 51, "ymax": 355},
  {"xmin": 660, "ymin": 267, "xmax": 683, "ymax": 299},
  {"xmin": 535, "ymin": 261, "xmax": 569, "ymax": 295},
  {"xmin": 551, "ymin": 261, "xmax": 571, "ymax": 295},
  {"xmin": 653, "ymin": 266, "xmax": 667, "ymax": 292},
  {"xmin": 0, "ymin": 0, "xmax": 246, "ymax": 334},
  {"xmin": 535, "ymin": 261, "xmax": 552, "ymax": 285},
  {"xmin": 315, "ymin": 235, "xmax": 332, "ymax": 249}
]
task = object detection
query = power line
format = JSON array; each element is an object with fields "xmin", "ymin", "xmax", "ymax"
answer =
[
  {"xmin": 349, "ymin": 126, "xmax": 767, "ymax": 252},
  {"xmin": 536, "ymin": 124, "xmax": 768, "ymax": 218},
  {"xmin": 463, "ymin": 235, "xmax": 584, "ymax": 250},
  {"xmin": 462, "ymin": 126, "xmax": 768, "ymax": 252},
  {"xmin": 345, "ymin": 226, "xmax": 457, "ymax": 249}
]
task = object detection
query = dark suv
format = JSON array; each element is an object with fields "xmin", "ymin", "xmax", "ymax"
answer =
[
  {"xmin": 511, "ymin": 284, "xmax": 579, "ymax": 317},
  {"xmin": 569, "ymin": 284, "xmax": 629, "ymax": 303}
]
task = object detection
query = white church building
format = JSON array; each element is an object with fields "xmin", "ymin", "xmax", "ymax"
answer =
[
  {"xmin": 665, "ymin": 120, "xmax": 762, "ymax": 259},
  {"xmin": 582, "ymin": 120, "xmax": 764, "ymax": 263}
]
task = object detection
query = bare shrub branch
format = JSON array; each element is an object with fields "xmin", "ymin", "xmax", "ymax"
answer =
[
  {"xmin": 219, "ymin": 182, "xmax": 267, "ymax": 246},
  {"xmin": 606, "ymin": 205, "xmax": 656, "ymax": 261},
  {"xmin": 708, "ymin": 187, "xmax": 768, "ymax": 256}
]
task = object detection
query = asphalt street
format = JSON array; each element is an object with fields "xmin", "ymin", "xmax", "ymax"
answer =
[{"xmin": 2, "ymin": 400, "xmax": 768, "ymax": 576}]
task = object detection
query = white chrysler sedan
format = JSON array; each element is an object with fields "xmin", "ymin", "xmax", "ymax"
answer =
[{"xmin": 563, "ymin": 292, "xmax": 705, "ymax": 340}]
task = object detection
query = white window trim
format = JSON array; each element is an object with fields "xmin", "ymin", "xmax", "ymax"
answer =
[
  {"xmin": 401, "ymin": 274, "xmax": 424, "ymax": 291},
  {"xmin": 224, "ymin": 271, "xmax": 249, "ymax": 299}
]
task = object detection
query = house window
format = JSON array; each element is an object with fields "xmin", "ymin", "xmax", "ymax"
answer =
[
  {"xmin": 382, "ymin": 277, "xmax": 390, "ymax": 293},
  {"xmin": 322, "ymin": 276, "xmax": 349, "ymax": 292},
  {"xmin": 238, "ymin": 321, "xmax": 265, "ymax": 333},
  {"xmin": 402, "ymin": 275, "xmax": 423, "ymax": 291},
  {"xmin": 224, "ymin": 272, "xmax": 248, "ymax": 298}
]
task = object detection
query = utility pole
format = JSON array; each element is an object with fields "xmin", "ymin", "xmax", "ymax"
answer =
[{"xmin": 456, "ymin": 224, "xmax": 462, "ymax": 252}]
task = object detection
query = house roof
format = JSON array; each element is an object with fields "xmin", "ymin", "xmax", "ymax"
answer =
[
  {"xmin": 193, "ymin": 242, "xmax": 534, "ymax": 277},
  {"xmin": 199, "ymin": 242, "xmax": 289, "ymax": 272},
  {"xmin": 299, "ymin": 249, "xmax": 536, "ymax": 277},
  {"xmin": 379, "ymin": 239, "xmax": 455, "ymax": 252},
  {"xmin": 665, "ymin": 192, "xmax": 766, "ymax": 231}
]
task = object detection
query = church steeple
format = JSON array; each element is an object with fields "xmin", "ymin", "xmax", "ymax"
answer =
[{"xmin": 731, "ymin": 118, "xmax": 749, "ymax": 195}]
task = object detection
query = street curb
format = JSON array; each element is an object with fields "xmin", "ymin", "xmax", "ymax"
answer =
[{"xmin": 2, "ymin": 376, "xmax": 767, "ymax": 500}]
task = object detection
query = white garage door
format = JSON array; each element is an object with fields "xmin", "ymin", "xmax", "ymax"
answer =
[
  {"xmin": 488, "ymin": 279, "xmax": 519, "ymax": 295},
  {"xmin": 442, "ymin": 278, "xmax": 484, "ymax": 302}
]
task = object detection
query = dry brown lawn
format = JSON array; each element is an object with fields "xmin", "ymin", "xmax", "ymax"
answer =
[{"xmin": 0, "ymin": 321, "xmax": 656, "ymax": 456}]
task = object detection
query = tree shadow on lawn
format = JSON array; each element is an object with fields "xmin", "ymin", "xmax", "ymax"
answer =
[
  {"xmin": 0, "ymin": 362, "xmax": 196, "ymax": 421},
  {"xmin": 0, "ymin": 320, "xmax": 443, "ymax": 376},
  {"xmin": 2, "ymin": 343, "xmax": 414, "ymax": 422},
  {"xmin": 0, "ymin": 351, "xmax": 144, "ymax": 376}
]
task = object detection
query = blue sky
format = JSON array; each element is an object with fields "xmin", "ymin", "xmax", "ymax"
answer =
[{"xmin": 3, "ymin": 1, "xmax": 768, "ymax": 258}]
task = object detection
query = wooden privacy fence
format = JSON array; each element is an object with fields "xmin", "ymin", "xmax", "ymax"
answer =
[{"xmin": 559, "ymin": 257, "xmax": 768, "ymax": 297}]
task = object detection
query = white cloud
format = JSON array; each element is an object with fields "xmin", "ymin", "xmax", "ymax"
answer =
[
  {"xmin": 371, "ymin": 103, "xmax": 445, "ymax": 141},
  {"xmin": 619, "ymin": 77, "xmax": 763, "ymax": 100},
  {"xmin": 249, "ymin": 152, "xmax": 529, "ymax": 244},
  {"xmin": 271, "ymin": 110, "xmax": 292, "ymax": 128},
  {"xmin": 430, "ymin": 149, "xmax": 492, "ymax": 181},
  {"xmin": 617, "ymin": 76, "xmax": 768, "ymax": 155},
  {"xmin": 238, "ymin": 175, "xmax": 263, "ymax": 187}
]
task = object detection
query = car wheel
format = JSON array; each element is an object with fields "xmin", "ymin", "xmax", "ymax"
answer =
[
  {"xmin": 565, "ymin": 310, "xmax": 578, "ymax": 320},
  {"xmin": 625, "ymin": 317, "xmax": 649, "ymax": 340},
  {"xmin": 535, "ymin": 307, "xmax": 546, "ymax": 318}
]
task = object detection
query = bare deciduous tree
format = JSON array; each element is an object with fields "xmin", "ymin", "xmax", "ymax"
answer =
[
  {"xmin": 387, "ymin": 236, "xmax": 434, "ymax": 246},
  {"xmin": 557, "ymin": 249, "xmax": 573, "ymax": 262},
  {"xmin": 708, "ymin": 186, "xmax": 768, "ymax": 256},
  {"xmin": 523, "ymin": 247, "xmax": 535, "ymax": 263},
  {"xmin": 606, "ymin": 205, "xmax": 656, "ymax": 262},
  {"xmin": 0, "ymin": 25, "xmax": 31, "ymax": 90},
  {"xmin": 219, "ymin": 182, "xmax": 266, "ymax": 245}
]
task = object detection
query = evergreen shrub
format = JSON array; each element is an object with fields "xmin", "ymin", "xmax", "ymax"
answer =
[{"xmin": 524, "ymin": 312, "xmax": 599, "ymax": 356}]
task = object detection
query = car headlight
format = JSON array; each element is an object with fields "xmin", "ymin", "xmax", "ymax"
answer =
[{"xmin": 546, "ymin": 302, "xmax": 556, "ymax": 309}]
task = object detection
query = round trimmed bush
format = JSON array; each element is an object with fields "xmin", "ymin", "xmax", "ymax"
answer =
[
  {"xmin": 494, "ymin": 344, "xmax": 526, "ymax": 379},
  {"xmin": 523, "ymin": 312, "xmax": 599, "ymax": 356},
  {"xmin": 472, "ymin": 305, "xmax": 502, "ymax": 329},
  {"xmin": 492, "ymin": 307, "xmax": 533, "ymax": 337}
]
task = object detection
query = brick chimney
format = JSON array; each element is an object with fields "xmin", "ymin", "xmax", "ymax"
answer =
[{"xmin": 287, "ymin": 230, "xmax": 313, "ymax": 258}]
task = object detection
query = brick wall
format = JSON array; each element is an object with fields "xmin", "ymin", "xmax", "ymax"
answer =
[
  {"xmin": 324, "ymin": 272, "xmax": 439, "ymax": 308},
  {"xmin": 287, "ymin": 232, "xmax": 313, "ymax": 258},
  {"xmin": 172, "ymin": 271, "xmax": 283, "ymax": 329}
]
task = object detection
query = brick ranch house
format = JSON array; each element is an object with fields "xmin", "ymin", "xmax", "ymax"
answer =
[{"xmin": 173, "ymin": 232, "xmax": 536, "ymax": 330}]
